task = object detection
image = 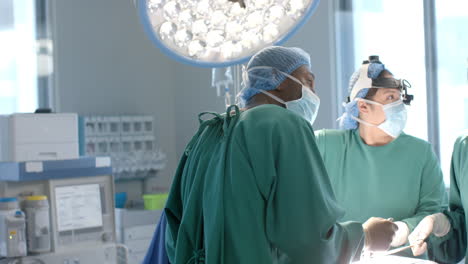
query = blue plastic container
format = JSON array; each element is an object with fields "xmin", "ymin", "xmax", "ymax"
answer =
[{"xmin": 115, "ymin": 192, "xmax": 127, "ymax": 208}]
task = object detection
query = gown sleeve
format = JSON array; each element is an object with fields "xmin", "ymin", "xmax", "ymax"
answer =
[
  {"xmin": 245, "ymin": 112, "xmax": 365, "ymax": 264},
  {"xmin": 428, "ymin": 136, "xmax": 468, "ymax": 264}
]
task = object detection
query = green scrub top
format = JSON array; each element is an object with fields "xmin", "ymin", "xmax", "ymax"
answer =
[
  {"xmin": 315, "ymin": 129, "xmax": 445, "ymax": 259},
  {"xmin": 165, "ymin": 105, "xmax": 365, "ymax": 264},
  {"xmin": 428, "ymin": 135, "xmax": 468, "ymax": 263},
  {"xmin": 315, "ymin": 129, "xmax": 445, "ymax": 229}
]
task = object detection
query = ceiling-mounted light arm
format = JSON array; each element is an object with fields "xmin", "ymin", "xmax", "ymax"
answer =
[{"xmin": 211, "ymin": 64, "xmax": 243, "ymax": 107}]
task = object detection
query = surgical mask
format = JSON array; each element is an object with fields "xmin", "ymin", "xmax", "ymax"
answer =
[
  {"xmin": 250, "ymin": 69, "xmax": 320, "ymax": 125},
  {"xmin": 352, "ymin": 99, "xmax": 407, "ymax": 138}
]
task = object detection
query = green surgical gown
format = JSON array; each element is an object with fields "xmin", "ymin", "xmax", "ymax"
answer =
[
  {"xmin": 165, "ymin": 105, "xmax": 365, "ymax": 264},
  {"xmin": 315, "ymin": 129, "xmax": 446, "ymax": 257},
  {"xmin": 428, "ymin": 135, "xmax": 468, "ymax": 263}
]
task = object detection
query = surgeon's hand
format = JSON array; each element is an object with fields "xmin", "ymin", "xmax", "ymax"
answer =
[
  {"xmin": 363, "ymin": 217, "xmax": 398, "ymax": 251},
  {"xmin": 408, "ymin": 213, "xmax": 451, "ymax": 256},
  {"xmin": 390, "ymin": 221, "xmax": 410, "ymax": 247},
  {"xmin": 408, "ymin": 215, "xmax": 433, "ymax": 256}
]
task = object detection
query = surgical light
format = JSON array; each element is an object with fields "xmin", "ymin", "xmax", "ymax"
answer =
[{"xmin": 137, "ymin": 0, "xmax": 320, "ymax": 67}]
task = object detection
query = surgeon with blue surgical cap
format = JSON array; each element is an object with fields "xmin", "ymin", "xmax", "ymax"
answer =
[
  {"xmin": 143, "ymin": 47, "xmax": 397, "ymax": 264},
  {"xmin": 238, "ymin": 46, "xmax": 320, "ymax": 124},
  {"xmin": 315, "ymin": 56, "xmax": 446, "ymax": 259}
]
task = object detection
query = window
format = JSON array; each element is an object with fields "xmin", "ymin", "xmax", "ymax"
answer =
[
  {"xmin": 0, "ymin": 0, "xmax": 53, "ymax": 115},
  {"xmin": 336, "ymin": 0, "xmax": 428, "ymax": 141},
  {"xmin": 336, "ymin": 0, "xmax": 468, "ymax": 184},
  {"xmin": 435, "ymin": 0, "xmax": 468, "ymax": 184}
]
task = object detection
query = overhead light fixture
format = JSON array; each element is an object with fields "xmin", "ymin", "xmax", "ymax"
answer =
[{"xmin": 137, "ymin": 0, "xmax": 320, "ymax": 67}]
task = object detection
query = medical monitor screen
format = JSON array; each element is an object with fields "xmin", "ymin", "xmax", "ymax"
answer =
[{"xmin": 55, "ymin": 184, "xmax": 103, "ymax": 232}]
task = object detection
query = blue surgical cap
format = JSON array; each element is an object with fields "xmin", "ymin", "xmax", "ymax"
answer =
[
  {"xmin": 338, "ymin": 62, "xmax": 387, "ymax": 129},
  {"xmin": 238, "ymin": 46, "xmax": 311, "ymax": 104}
]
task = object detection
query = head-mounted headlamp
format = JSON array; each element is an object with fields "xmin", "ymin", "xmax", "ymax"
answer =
[
  {"xmin": 371, "ymin": 77, "xmax": 413, "ymax": 105},
  {"xmin": 346, "ymin": 55, "xmax": 414, "ymax": 105}
]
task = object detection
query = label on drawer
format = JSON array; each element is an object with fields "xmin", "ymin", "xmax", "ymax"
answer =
[
  {"xmin": 96, "ymin": 157, "xmax": 111, "ymax": 168},
  {"xmin": 25, "ymin": 162, "xmax": 43, "ymax": 172}
]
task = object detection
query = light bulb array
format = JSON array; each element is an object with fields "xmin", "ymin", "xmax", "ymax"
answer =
[{"xmin": 144, "ymin": 0, "xmax": 315, "ymax": 64}]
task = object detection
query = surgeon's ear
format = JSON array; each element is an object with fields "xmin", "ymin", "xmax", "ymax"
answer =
[
  {"xmin": 357, "ymin": 100, "xmax": 370, "ymax": 114},
  {"xmin": 276, "ymin": 77, "xmax": 294, "ymax": 92},
  {"xmin": 276, "ymin": 78, "xmax": 301, "ymax": 101}
]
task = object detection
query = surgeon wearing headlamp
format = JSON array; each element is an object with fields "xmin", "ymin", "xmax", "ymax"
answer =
[{"xmin": 315, "ymin": 56, "xmax": 446, "ymax": 259}]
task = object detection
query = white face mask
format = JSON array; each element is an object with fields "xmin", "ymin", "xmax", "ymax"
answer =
[
  {"xmin": 352, "ymin": 99, "xmax": 407, "ymax": 138},
  {"xmin": 256, "ymin": 71, "xmax": 320, "ymax": 125}
]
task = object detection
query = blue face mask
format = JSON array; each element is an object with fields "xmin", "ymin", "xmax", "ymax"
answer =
[
  {"xmin": 249, "ymin": 67, "xmax": 320, "ymax": 125},
  {"xmin": 258, "ymin": 85, "xmax": 320, "ymax": 125},
  {"xmin": 243, "ymin": 66, "xmax": 320, "ymax": 124},
  {"xmin": 352, "ymin": 99, "xmax": 407, "ymax": 138}
]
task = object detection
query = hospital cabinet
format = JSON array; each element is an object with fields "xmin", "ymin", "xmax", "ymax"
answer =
[
  {"xmin": 0, "ymin": 113, "xmax": 79, "ymax": 162},
  {"xmin": 0, "ymin": 157, "xmax": 127, "ymax": 264}
]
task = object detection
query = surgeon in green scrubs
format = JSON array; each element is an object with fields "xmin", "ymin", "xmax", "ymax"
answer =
[
  {"xmin": 315, "ymin": 56, "xmax": 446, "ymax": 257},
  {"xmin": 409, "ymin": 135, "xmax": 468, "ymax": 263},
  {"xmin": 165, "ymin": 47, "xmax": 397, "ymax": 264}
]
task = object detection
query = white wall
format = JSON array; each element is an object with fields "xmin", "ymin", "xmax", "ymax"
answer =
[
  {"xmin": 52, "ymin": 0, "xmax": 179, "ymax": 191},
  {"xmin": 52, "ymin": 0, "xmax": 338, "ymax": 191}
]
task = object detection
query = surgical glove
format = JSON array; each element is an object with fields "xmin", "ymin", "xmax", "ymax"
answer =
[
  {"xmin": 408, "ymin": 213, "xmax": 451, "ymax": 256},
  {"xmin": 363, "ymin": 217, "xmax": 398, "ymax": 251},
  {"xmin": 390, "ymin": 221, "xmax": 410, "ymax": 247}
]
